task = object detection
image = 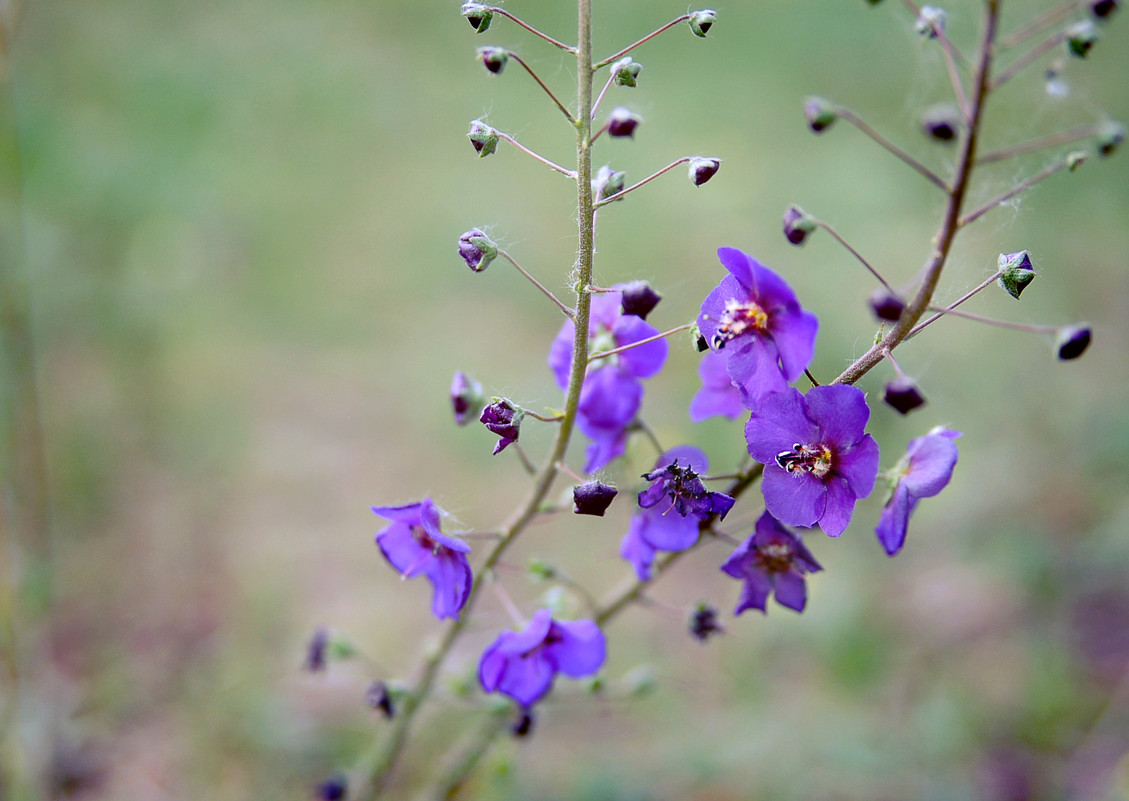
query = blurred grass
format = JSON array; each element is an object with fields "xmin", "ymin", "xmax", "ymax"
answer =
[{"xmin": 3, "ymin": 0, "xmax": 1129, "ymax": 798}]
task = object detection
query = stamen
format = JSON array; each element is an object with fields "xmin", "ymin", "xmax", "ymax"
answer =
[
  {"xmin": 711, "ymin": 299, "xmax": 769, "ymax": 350},
  {"xmin": 774, "ymin": 443, "xmax": 833, "ymax": 478}
]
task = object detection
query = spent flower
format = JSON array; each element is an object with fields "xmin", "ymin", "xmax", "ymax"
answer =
[
  {"xmin": 876, "ymin": 427, "xmax": 961, "ymax": 555},
  {"xmin": 480, "ymin": 398, "xmax": 524, "ymax": 455}
]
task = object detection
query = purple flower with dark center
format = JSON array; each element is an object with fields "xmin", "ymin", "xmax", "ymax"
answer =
[
  {"xmin": 372, "ymin": 499, "xmax": 472, "ymax": 620},
  {"xmin": 620, "ymin": 446, "xmax": 735, "ymax": 580},
  {"xmin": 480, "ymin": 398, "xmax": 523, "ymax": 455},
  {"xmin": 698, "ymin": 248, "xmax": 818, "ymax": 410},
  {"xmin": 876, "ymin": 426, "xmax": 961, "ymax": 556},
  {"xmin": 478, "ymin": 609, "xmax": 606, "ymax": 708},
  {"xmin": 745, "ymin": 385, "xmax": 880, "ymax": 536},
  {"xmin": 721, "ymin": 511, "xmax": 823, "ymax": 614},
  {"xmin": 689, "ymin": 348, "xmax": 744, "ymax": 422},
  {"xmin": 549, "ymin": 288, "xmax": 668, "ymax": 472}
]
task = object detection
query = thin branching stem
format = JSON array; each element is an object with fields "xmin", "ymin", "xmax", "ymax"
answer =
[
  {"xmin": 898, "ymin": 0, "xmax": 974, "ymax": 70},
  {"xmin": 990, "ymin": 30, "xmax": 1067, "ymax": 91},
  {"xmin": 490, "ymin": 7, "xmax": 578, "ymax": 53},
  {"xmin": 958, "ymin": 156, "xmax": 1075, "ymax": 227},
  {"xmin": 593, "ymin": 157, "xmax": 691, "ymax": 207},
  {"xmin": 837, "ymin": 108, "xmax": 950, "ymax": 191},
  {"xmin": 498, "ymin": 249, "xmax": 575, "ymax": 319},
  {"xmin": 507, "ymin": 51, "xmax": 576, "ymax": 122},
  {"xmin": 594, "ymin": 14, "xmax": 691, "ymax": 68},
  {"xmin": 906, "ymin": 270, "xmax": 1002, "ymax": 340},
  {"xmin": 813, "ymin": 220, "xmax": 895, "ymax": 292},
  {"xmin": 494, "ymin": 130, "xmax": 577, "ymax": 177},
  {"xmin": 588, "ymin": 323, "xmax": 692, "ymax": 362},
  {"xmin": 997, "ymin": 0, "xmax": 1079, "ymax": 50},
  {"xmin": 978, "ymin": 124, "xmax": 1099, "ymax": 164},
  {"xmin": 924, "ymin": 304, "xmax": 1061, "ymax": 334},
  {"xmin": 591, "ymin": 72, "xmax": 615, "ymax": 119}
]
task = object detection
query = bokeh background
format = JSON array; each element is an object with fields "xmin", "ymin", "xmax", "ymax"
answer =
[{"xmin": 3, "ymin": 0, "xmax": 1129, "ymax": 798}]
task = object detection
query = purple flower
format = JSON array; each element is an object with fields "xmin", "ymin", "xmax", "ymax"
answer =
[
  {"xmin": 689, "ymin": 348, "xmax": 744, "ymax": 422},
  {"xmin": 478, "ymin": 609, "xmax": 606, "ymax": 708},
  {"xmin": 480, "ymin": 398, "xmax": 523, "ymax": 455},
  {"xmin": 620, "ymin": 446, "xmax": 734, "ymax": 580},
  {"xmin": 549, "ymin": 288, "xmax": 668, "ymax": 472},
  {"xmin": 721, "ymin": 511, "xmax": 823, "ymax": 614},
  {"xmin": 698, "ymin": 248, "xmax": 818, "ymax": 409},
  {"xmin": 745, "ymin": 385, "xmax": 880, "ymax": 537},
  {"xmin": 876, "ymin": 426, "xmax": 961, "ymax": 556},
  {"xmin": 372, "ymin": 499, "xmax": 472, "ymax": 620}
]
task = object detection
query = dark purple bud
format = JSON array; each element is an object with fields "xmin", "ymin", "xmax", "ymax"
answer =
[
  {"xmin": 689, "ymin": 9, "xmax": 717, "ymax": 37},
  {"xmin": 915, "ymin": 6, "xmax": 947, "ymax": 37},
  {"xmin": 884, "ymin": 379, "xmax": 927, "ymax": 415},
  {"xmin": 921, "ymin": 103, "xmax": 960, "ymax": 142},
  {"xmin": 366, "ymin": 681, "xmax": 395, "ymax": 719},
  {"xmin": 869, "ymin": 289, "xmax": 906, "ymax": 322},
  {"xmin": 512, "ymin": 709, "xmax": 535, "ymax": 737},
  {"xmin": 1091, "ymin": 0, "xmax": 1120, "ymax": 18},
  {"xmin": 304, "ymin": 627, "xmax": 329, "ymax": 672},
  {"xmin": 1066, "ymin": 21, "xmax": 1098, "ymax": 57},
  {"xmin": 1097, "ymin": 121, "xmax": 1125, "ymax": 157},
  {"xmin": 804, "ymin": 97, "xmax": 837, "ymax": 133},
  {"xmin": 607, "ymin": 107, "xmax": 641, "ymax": 138},
  {"xmin": 467, "ymin": 120, "xmax": 498, "ymax": 157},
  {"xmin": 477, "ymin": 46, "xmax": 508, "ymax": 74},
  {"xmin": 782, "ymin": 204, "xmax": 816, "ymax": 245},
  {"xmin": 480, "ymin": 398, "xmax": 524, "ymax": 455},
  {"xmin": 866, "ymin": 0, "xmax": 885, "ymax": 5},
  {"xmin": 611, "ymin": 57, "xmax": 642, "ymax": 87},
  {"xmin": 1056, "ymin": 326, "xmax": 1091, "ymax": 360},
  {"xmin": 592, "ymin": 165, "xmax": 626, "ymax": 201},
  {"xmin": 458, "ymin": 228, "xmax": 498, "ymax": 273},
  {"xmin": 620, "ymin": 280, "xmax": 662, "ymax": 319},
  {"xmin": 451, "ymin": 370, "xmax": 484, "ymax": 425},
  {"xmin": 689, "ymin": 603, "xmax": 723, "ymax": 642},
  {"xmin": 461, "ymin": 2, "xmax": 493, "ymax": 32},
  {"xmin": 689, "ymin": 157, "xmax": 721, "ymax": 186},
  {"xmin": 315, "ymin": 774, "xmax": 348, "ymax": 801},
  {"xmin": 997, "ymin": 251, "xmax": 1035, "ymax": 299},
  {"xmin": 573, "ymin": 481, "xmax": 618, "ymax": 516},
  {"xmin": 695, "ymin": 331, "xmax": 709, "ymax": 352}
]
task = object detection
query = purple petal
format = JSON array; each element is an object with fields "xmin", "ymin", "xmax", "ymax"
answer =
[
  {"xmin": 733, "ymin": 569, "xmax": 772, "ymax": 615},
  {"xmin": 817, "ymin": 476, "xmax": 856, "ymax": 537},
  {"xmin": 578, "ymin": 367, "xmax": 641, "ymax": 430},
  {"xmin": 614, "ymin": 314, "xmax": 668, "ymax": 379},
  {"xmin": 480, "ymin": 648, "xmax": 555, "ymax": 707},
  {"xmin": 717, "ymin": 247, "xmax": 757, "ymax": 289},
  {"xmin": 375, "ymin": 523, "xmax": 430, "ymax": 577},
  {"xmin": 836, "ymin": 433, "xmax": 880, "ymax": 500},
  {"xmin": 548, "ymin": 319, "xmax": 576, "ymax": 390},
  {"xmin": 771, "ymin": 309, "xmax": 819, "ymax": 382},
  {"xmin": 620, "ymin": 520, "xmax": 658, "ymax": 581},
  {"xmin": 744, "ymin": 388, "xmax": 818, "ymax": 464},
  {"xmin": 727, "ymin": 339, "xmax": 788, "ymax": 410},
  {"xmin": 803, "ymin": 385, "xmax": 871, "ymax": 449},
  {"xmin": 581, "ymin": 426, "xmax": 630, "ymax": 473},
  {"xmin": 773, "ymin": 570, "xmax": 808, "ymax": 612},
  {"xmin": 902, "ymin": 431, "xmax": 960, "ymax": 498},
  {"xmin": 656, "ymin": 445, "xmax": 710, "ymax": 475},
  {"xmin": 875, "ymin": 485, "xmax": 913, "ymax": 556},
  {"xmin": 636, "ymin": 509, "xmax": 700, "ymax": 551},
  {"xmin": 371, "ymin": 501, "xmax": 427, "ymax": 526},
  {"xmin": 423, "ymin": 550, "xmax": 472, "ymax": 619},
  {"xmin": 690, "ymin": 353, "xmax": 745, "ymax": 421},
  {"xmin": 696, "ymin": 274, "xmax": 745, "ymax": 344},
  {"xmin": 720, "ymin": 535, "xmax": 755, "ymax": 578},
  {"xmin": 761, "ymin": 464, "xmax": 826, "ymax": 528},
  {"xmin": 494, "ymin": 609, "xmax": 554, "ymax": 655},
  {"xmin": 546, "ymin": 619, "xmax": 606, "ymax": 678}
]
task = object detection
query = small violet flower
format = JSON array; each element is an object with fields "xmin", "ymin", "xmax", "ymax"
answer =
[
  {"xmin": 721, "ymin": 510, "xmax": 823, "ymax": 614},
  {"xmin": 372, "ymin": 499, "xmax": 472, "ymax": 620},
  {"xmin": 478, "ymin": 609, "xmax": 606, "ymax": 708},
  {"xmin": 480, "ymin": 398, "xmax": 523, "ymax": 455},
  {"xmin": 698, "ymin": 247, "xmax": 818, "ymax": 410},
  {"xmin": 620, "ymin": 446, "xmax": 735, "ymax": 580},
  {"xmin": 876, "ymin": 426, "xmax": 961, "ymax": 556},
  {"xmin": 689, "ymin": 348, "xmax": 744, "ymax": 422},
  {"xmin": 548, "ymin": 288, "xmax": 668, "ymax": 472},
  {"xmin": 745, "ymin": 385, "xmax": 880, "ymax": 537}
]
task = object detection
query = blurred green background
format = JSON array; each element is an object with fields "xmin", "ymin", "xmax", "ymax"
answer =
[{"xmin": 2, "ymin": 0, "xmax": 1129, "ymax": 798}]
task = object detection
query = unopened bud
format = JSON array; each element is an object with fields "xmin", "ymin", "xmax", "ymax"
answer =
[
  {"xmin": 997, "ymin": 250, "xmax": 1035, "ymax": 299},
  {"xmin": 528, "ymin": 558, "xmax": 556, "ymax": 580},
  {"xmin": 1096, "ymin": 120, "xmax": 1125, "ymax": 157},
  {"xmin": 461, "ymin": 2, "xmax": 493, "ymax": 33},
  {"xmin": 592, "ymin": 164, "xmax": 626, "ymax": 201},
  {"xmin": 693, "ymin": 327, "xmax": 708, "ymax": 352},
  {"xmin": 884, "ymin": 379, "xmax": 927, "ymax": 414},
  {"xmin": 689, "ymin": 157, "xmax": 721, "ymax": 186},
  {"xmin": 315, "ymin": 774, "xmax": 348, "ymax": 801},
  {"xmin": 921, "ymin": 103, "xmax": 960, "ymax": 142},
  {"xmin": 689, "ymin": 10, "xmax": 717, "ymax": 37},
  {"xmin": 915, "ymin": 6, "xmax": 947, "ymax": 38},
  {"xmin": 1067, "ymin": 150, "xmax": 1088, "ymax": 170},
  {"xmin": 1090, "ymin": 0, "xmax": 1120, "ymax": 18},
  {"xmin": 467, "ymin": 120, "xmax": 498, "ymax": 157},
  {"xmin": 611, "ymin": 57, "xmax": 642, "ymax": 87},
  {"xmin": 620, "ymin": 280, "xmax": 662, "ymax": 319},
  {"xmin": 477, "ymin": 46, "xmax": 508, "ymax": 74},
  {"xmin": 512, "ymin": 709, "xmax": 535, "ymax": 738},
  {"xmin": 782, "ymin": 204, "xmax": 816, "ymax": 245},
  {"xmin": 1066, "ymin": 20, "xmax": 1098, "ymax": 58},
  {"xmin": 451, "ymin": 370, "xmax": 485, "ymax": 425},
  {"xmin": 869, "ymin": 289, "xmax": 905, "ymax": 322},
  {"xmin": 689, "ymin": 603, "xmax": 724, "ymax": 642},
  {"xmin": 366, "ymin": 681, "xmax": 396, "ymax": 719},
  {"xmin": 804, "ymin": 96, "xmax": 837, "ymax": 133},
  {"xmin": 458, "ymin": 228, "xmax": 498, "ymax": 272},
  {"xmin": 607, "ymin": 107, "xmax": 641, "ymax": 138},
  {"xmin": 573, "ymin": 481, "xmax": 618, "ymax": 516},
  {"xmin": 1056, "ymin": 326, "xmax": 1091, "ymax": 360}
]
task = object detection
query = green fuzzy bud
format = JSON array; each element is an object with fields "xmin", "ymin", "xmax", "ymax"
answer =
[
  {"xmin": 915, "ymin": 6, "xmax": 947, "ymax": 38},
  {"xmin": 997, "ymin": 251, "xmax": 1036, "ymax": 299},
  {"xmin": 461, "ymin": 3, "xmax": 493, "ymax": 33},
  {"xmin": 804, "ymin": 96, "xmax": 838, "ymax": 133},
  {"xmin": 477, "ymin": 45, "xmax": 508, "ymax": 74},
  {"xmin": 689, "ymin": 9, "xmax": 717, "ymax": 37},
  {"xmin": 1066, "ymin": 20, "xmax": 1098, "ymax": 57},
  {"xmin": 467, "ymin": 119, "xmax": 498, "ymax": 157},
  {"xmin": 1096, "ymin": 120, "xmax": 1125, "ymax": 157},
  {"xmin": 611, "ymin": 57, "xmax": 642, "ymax": 87}
]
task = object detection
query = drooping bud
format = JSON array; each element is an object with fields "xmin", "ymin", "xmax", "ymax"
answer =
[
  {"xmin": 869, "ymin": 289, "xmax": 906, "ymax": 322},
  {"xmin": 315, "ymin": 774, "xmax": 348, "ymax": 801},
  {"xmin": 461, "ymin": 2, "xmax": 493, "ymax": 33},
  {"xmin": 611, "ymin": 57, "xmax": 642, "ymax": 87},
  {"xmin": 480, "ymin": 398, "xmax": 524, "ymax": 455},
  {"xmin": 592, "ymin": 164, "xmax": 626, "ymax": 201},
  {"xmin": 689, "ymin": 10, "xmax": 717, "ymax": 37},
  {"xmin": 689, "ymin": 603, "xmax": 724, "ymax": 642},
  {"xmin": 1096, "ymin": 120, "xmax": 1125, "ymax": 157},
  {"xmin": 457, "ymin": 228, "xmax": 498, "ymax": 272},
  {"xmin": 921, "ymin": 103, "xmax": 961, "ymax": 142},
  {"xmin": 804, "ymin": 96, "xmax": 838, "ymax": 133},
  {"xmin": 512, "ymin": 709, "xmax": 535, "ymax": 738},
  {"xmin": 607, "ymin": 107, "xmax": 641, "ymax": 138},
  {"xmin": 451, "ymin": 370, "xmax": 485, "ymax": 425},
  {"xmin": 467, "ymin": 120, "xmax": 498, "ymax": 157},
  {"xmin": 619, "ymin": 280, "xmax": 662, "ymax": 319},
  {"xmin": 1090, "ymin": 0, "xmax": 1120, "ymax": 18},
  {"xmin": 476, "ymin": 46, "xmax": 508, "ymax": 74},
  {"xmin": 1056, "ymin": 326, "xmax": 1092, "ymax": 360},
  {"xmin": 997, "ymin": 251, "xmax": 1036, "ymax": 299},
  {"xmin": 688, "ymin": 157, "xmax": 721, "ymax": 186},
  {"xmin": 1066, "ymin": 20, "xmax": 1098, "ymax": 58},
  {"xmin": 782, "ymin": 204, "xmax": 816, "ymax": 245},
  {"xmin": 884, "ymin": 379, "xmax": 927, "ymax": 415},
  {"xmin": 1067, "ymin": 150, "xmax": 1088, "ymax": 170},
  {"xmin": 573, "ymin": 481, "xmax": 618, "ymax": 516},
  {"xmin": 366, "ymin": 681, "xmax": 396, "ymax": 719},
  {"xmin": 304, "ymin": 627, "xmax": 330, "ymax": 672},
  {"xmin": 693, "ymin": 327, "xmax": 708, "ymax": 352},
  {"xmin": 915, "ymin": 6, "xmax": 947, "ymax": 38}
]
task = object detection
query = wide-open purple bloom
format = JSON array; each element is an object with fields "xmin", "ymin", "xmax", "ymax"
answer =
[
  {"xmin": 478, "ymin": 609, "xmax": 606, "ymax": 708},
  {"xmin": 876, "ymin": 426, "xmax": 961, "ymax": 556},
  {"xmin": 620, "ymin": 446, "xmax": 735, "ymax": 580},
  {"xmin": 549, "ymin": 288, "xmax": 668, "ymax": 472},
  {"xmin": 372, "ymin": 499, "xmax": 472, "ymax": 620},
  {"xmin": 698, "ymin": 248, "xmax": 818, "ymax": 409},
  {"xmin": 721, "ymin": 511, "xmax": 823, "ymax": 614},
  {"xmin": 745, "ymin": 385, "xmax": 880, "ymax": 537},
  {"xmin": 689, "ymin": 348, "xmax": 745, "ymax": 422}
]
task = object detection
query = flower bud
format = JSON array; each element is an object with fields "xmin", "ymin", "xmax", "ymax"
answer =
[
  {"xmin": 1066, "ymin": 20, "xmax": 1098, "ymax": 58},
  {"xmin": 304, "ymin": 627, "xmax": 329, "ymax": 672},
  {"xmin": 461, "ymin": 2, "xmax": 493, "ymax": 32},
  {"xmin": 607, "ymin": 107, "xmax": 641, "ymax": 138},
  {"xmin": 694, "ymin": 327, "xmax": 708, "ymax": 352},
  {"xmin": 619, "ymin": 280, "xmax": 662, "ymax": 319},
  {"xmin": 512, "ymin": 709, "xmax": 535, "ymax": 738},
  {"xmin": 450, "ymin": 370, "xmax": 485, "ymax": 425},
  {"xmin": 689, "ymin": 157, "xmax": 721, "ymax": 186},
  {"xmin": 689, "ymin": 10, "xmax": 717, "ymax": 37},
  {"xmin": 480, "ymin": 398, "xmax": 524, "ymax": 455},
  {"xmin": 467, "ymin": 120, "xmax": 498, "ymax": 157},
  {"xmin": 1056, "ymin": 326, "xmax": 1091, "ymax": 360},
  {"xmin": 457, "ymin": 228, "xmax": 498, "ymax": 272},
  {"xmin": 573, "ymin": 481, "xmax": 618, "ymax": 516},
  {"xmin": 997, "ymin": 251, "xmax": 1035, "ymax": 299},
  {"xmin": 611, "ymin": 57, "xmax": 642, "ymax": 87},
  {"xmin": 316, "ymin": 774, "xmax": 348, "ymax": 801},
  {"xmin": 1096, "ymin": 121, "xmax": 1125, "ymax": 157},
  {"xmin": 804, "ymin": 96, "xmax": 837, "ymax": 133},
  {"xmin": 869, "ymin": 289, "xmax": 906, "ymax": 322},
  {"xmin": 1090, "ymin": 0, "xmax": 1120, "ymax": 18},
  {"xmin": 884, "ymin": 379, "xmax": 927, "ymax": 414},
  {"xmin": 592, "ymin": 164, "xmax": 626, "ymax": 201},
  {"xmin": 528, "ymin": 558, "xmax": 556, "ymax": 580},
  {"xmin": 689, "ymin": 603, "xmax": 723, "ymax": 641},
  {"xmin": 921, "ymin": 103, "xmax": 960, "ymax": 142},
  {"xmin": 1067, "ymin": 150, "xmax": 1088, "ymax": 170},
  {"xmin": 915, "ymin": 6, "xmax": 947, "ymax": 38},
  {"xmin": 782, "ymin": 204, "xmax": 816, "ymax": 245},
  {"xmin": 477, "ymin": 45, "xmax": 508, "ymax": 74},
  {"xmin": 366, "ymin": 680, "xmax": 396, "ymax": 719}
]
